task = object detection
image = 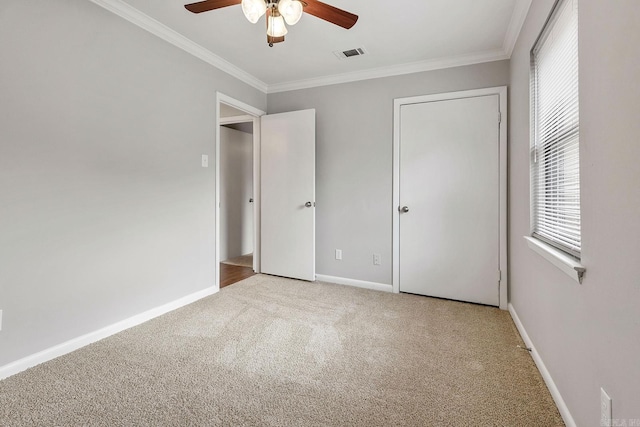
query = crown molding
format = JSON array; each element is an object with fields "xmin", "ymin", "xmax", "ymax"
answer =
[
  {"xmin": 89, "ymin": 0, "xmax": 528, "ymax": 96},
  {"xmin": 89, "ymin": 0, "xmax": 269, "ymax": 94},
  {"xmin": 503, "ymin": 0, "xmax": 532, "ymax": 56},
  {"xmin": 266, "ymin": 49, "xmax": 510, "ymax": 94}
]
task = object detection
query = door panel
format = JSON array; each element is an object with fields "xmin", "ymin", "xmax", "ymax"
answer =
[
  {"xmin": 399, "ymin": 95, "xmax": 499, "ymax": 306},
  {"xmin": 261, "ymin": 109, "xmax": 315, "ymax": 281}
]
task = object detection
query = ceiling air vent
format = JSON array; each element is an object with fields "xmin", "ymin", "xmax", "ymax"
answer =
[{"xmin": 333, "ymin": 47, "xmax": 367, "ymax": 60}]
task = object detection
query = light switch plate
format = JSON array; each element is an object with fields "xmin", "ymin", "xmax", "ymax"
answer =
[
  {"xmin": 335, "ymin": 249, "xmax": 342, "ymax": 260},
  {"xmin": 201, "ymin": 154, "xmax": 209, "ymax": 168},
  {"xmin": 601, "ymin": 388, "xmax": 612, "ymax": 427}
]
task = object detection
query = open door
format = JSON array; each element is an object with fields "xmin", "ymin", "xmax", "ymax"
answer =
[{"xmin": 260, "ymin": 109, "xmax": 316, "ymax": 281}]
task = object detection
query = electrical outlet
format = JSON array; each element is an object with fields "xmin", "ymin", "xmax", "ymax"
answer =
[
  {"xmin": 373, "ymin": 254, "xmax": 381, "ymax": 265},
  {"xmin": 335, "ymin": 249, "xmax": 342, "ymax": 260},
  {"xmin": 601, "ymin": 388, "xmax": 612, "ymax": 427}
]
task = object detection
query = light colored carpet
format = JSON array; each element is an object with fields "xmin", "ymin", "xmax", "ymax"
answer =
[
  {"xmin": 221, "ymin": 253, "xmax": 253, "ymax": 269},
  {"xmin": 0, "ymin": 275, "xmax": 564, "ymax": 426}
]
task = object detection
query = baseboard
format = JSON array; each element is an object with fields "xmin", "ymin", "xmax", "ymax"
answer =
[
  {"xmin": 316, "ymin": 274, "xmax": 392, "ymax": 293},
  {"xmin": 0, "ymin": 286, "xmax": 217, "ymax": 381},
  {"xmin": 508, "ymin": 303, "xmax": 576, "ymax": 427}
]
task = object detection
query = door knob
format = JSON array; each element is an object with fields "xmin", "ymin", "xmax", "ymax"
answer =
[
  {"xmin": 399, "ymin": 206, "xmax": 409, "ymax": 213},
  {"xmin": 305, "ymin": 201, "xmax": 313, "ymax": 208}
]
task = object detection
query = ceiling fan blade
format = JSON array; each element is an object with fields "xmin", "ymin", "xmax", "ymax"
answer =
[
  {"xmin": 184, "ymin": 0, "xmax": 241, "ymax": 14},
  {"xmin": 303, "ymin": 0, "xmax": 358, "ymax": 29}
]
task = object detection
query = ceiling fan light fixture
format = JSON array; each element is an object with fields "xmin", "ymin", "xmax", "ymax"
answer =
[
  {"xmin": 278, "ymin": 0, "xmax": 303, "ymax": 26},
  {"xmin": 241, "ymin": 0, "xmax": 267, "ymax": 24},
  {"xmin": 267, "ymin": 12, "xmax": 288, "ymax": 37}
]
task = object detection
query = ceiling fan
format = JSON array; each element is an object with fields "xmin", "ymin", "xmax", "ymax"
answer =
[{"xmin": 184, "ymin": 0, "xmax": 358, "ymax": 47}]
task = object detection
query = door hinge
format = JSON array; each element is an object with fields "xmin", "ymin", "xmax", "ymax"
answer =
[
  {"xmin": 498, "ymin": 111, "xmax": 502, "ymax": 124},
  {"xmin": 497, "ymin": 269, "xmax": 502, "ymax": 282}
]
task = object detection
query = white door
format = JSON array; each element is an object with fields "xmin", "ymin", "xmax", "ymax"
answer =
[
  {"xmin": 399, "ymin": 95, "xmax": 500, "ymax": 306},
  {"xmin": 261, "ymin": 109, "xmax": 316, "ymax": 281}
]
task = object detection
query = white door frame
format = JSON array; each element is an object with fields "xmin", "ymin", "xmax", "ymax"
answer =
[
  {"xmin": 215, "ymin": 92, "xmax": 266, "ymax": 290},
  {"xmin": 392, "ymin": 86, "xmax": 508, "ymax": 309}
]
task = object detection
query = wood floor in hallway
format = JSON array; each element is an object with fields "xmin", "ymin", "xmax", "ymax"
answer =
[{"xmin": 219, "ymin": 263, "xmax": 255, "ymax": 288}]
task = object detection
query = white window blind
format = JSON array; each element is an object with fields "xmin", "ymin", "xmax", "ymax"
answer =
[{"xmin": 531, "ymin": 0, "xmax": 580, "ymax": 259}]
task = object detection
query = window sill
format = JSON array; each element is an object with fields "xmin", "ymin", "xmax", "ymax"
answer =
[{"xmin": 524, "ymin": 236, "xmax": 586, "ymax": 284}]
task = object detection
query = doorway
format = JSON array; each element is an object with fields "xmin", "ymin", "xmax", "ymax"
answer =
[
  {"xmin": 392, "ymin": 87, "xmax": 508, "ymax": 309},
  {"xmin": 215, "ymin": 94, "xmax": 316, "ymax": 289},
  {"xmin": 216, "ymin": 93, "xmax": 265, "ymax": 289},
  {"xmin": 219, "ymin": 121, "xmax": 255, "ymax": 288}
]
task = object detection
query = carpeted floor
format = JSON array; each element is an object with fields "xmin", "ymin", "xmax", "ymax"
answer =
[
  {"xmin": 221, "ymin": 253, "xmax": 253, "ymax": 269},
  {"xmin": 0, "ymin": 275, "xmax": 564, "ymax": 426}
]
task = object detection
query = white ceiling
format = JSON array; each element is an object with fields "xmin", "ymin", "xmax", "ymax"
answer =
[{"xmin": 102, "ymin": 0, "xmax": 531, "ymax": 93}]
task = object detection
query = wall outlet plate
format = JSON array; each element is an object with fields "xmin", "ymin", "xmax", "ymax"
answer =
[
  {"xmin": 335, "ymin": 249, "xmax": 342, "ymax": 260},
  {"xmin": 373, "ymin": 254, "xmax": 381, "ymax": 265}
]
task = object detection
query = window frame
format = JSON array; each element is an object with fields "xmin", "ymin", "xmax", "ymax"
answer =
[{"xmin": 529, "ymin": 0, "xmax": 581, "ymax": 261}]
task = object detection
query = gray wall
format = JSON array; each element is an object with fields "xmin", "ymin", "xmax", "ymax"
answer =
[
  {"xmin": 268, "ymin": 61, "xmax": 510, "ymax": 284},
  {"xmin": 0, "ymin": 0, "xmax": 266, "ymax": 366},
  {"xmin": 509, "ymin": 0, "xmax": 640, "ymax": 425},
  {"xmin": 219, "ymin": 126, "xmax": 253, "ymax": 261}
]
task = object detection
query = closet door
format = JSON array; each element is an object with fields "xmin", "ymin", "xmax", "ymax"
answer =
[{"xmin": 398, "ymin": 95, "xmax": 500, "ymax": 306}]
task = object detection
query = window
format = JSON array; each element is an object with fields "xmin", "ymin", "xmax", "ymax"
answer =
[{"xmin": 531, "ymin": 0, "xmax": 580, "ymax": 259}]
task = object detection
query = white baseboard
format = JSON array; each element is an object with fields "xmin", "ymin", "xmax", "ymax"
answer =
[
  {"xmin": 316, "ymin": 274, "xmax": 392, "ymax": 293},
  {"xmin": 0, "ymin": 286, "xmax": 217, "ymax": 381},
  {"xmin": 508, "ymin": 303, "xmax": 576, "ymax": 427}
]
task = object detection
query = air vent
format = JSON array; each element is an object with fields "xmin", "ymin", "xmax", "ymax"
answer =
[{"xmin": 333, "ymin": 47, "xmax": 367, "ymax": 60}]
